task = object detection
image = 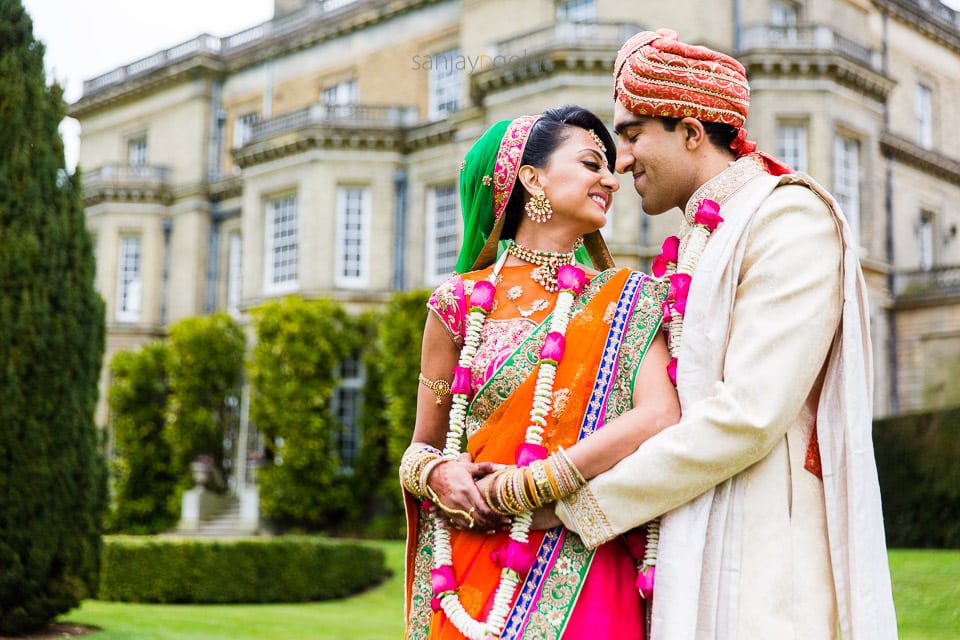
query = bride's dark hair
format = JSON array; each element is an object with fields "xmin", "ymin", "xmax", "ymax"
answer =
[{"xmin": 501, "ymin": 105, "xmax": 616, "ymax": 240}]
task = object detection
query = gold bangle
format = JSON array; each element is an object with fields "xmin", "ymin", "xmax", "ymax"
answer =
[
  {"xmin": 484, "ymin": 470, "xmax": 509, "ymax": 515},
  {"xmin": 530, "ymin": 460, "xmax": 555, "ymax": 504},
  {"xmin": 552, "ymin": 447, "xmax": 586, "ymax": 498},
  {"xmin": 523, "ymin": 468, "xmax": 541, "ymax": 510},
  {"xmin": 419, "ymin": 372, "xmax": 452, "ymax": 405},
  {"xmin": 399, "ymin": 444, "xmax": 440, "ymax": 497},
  {"xmin": 419, "ymin": 457, "xmax": 448, "ymax": 497},
  {"xmin": 543, "ymin": 460, "xmax": 562, "ymax": 500},
  {"xmin": 557, "ymin": 447, "xmax": 585, "ymax": 486},
  {"xmin": 499, "ymin": 469, "xmax": 524, "ymax": 515}
]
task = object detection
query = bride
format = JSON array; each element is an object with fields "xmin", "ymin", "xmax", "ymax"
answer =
[{"xmin": 400, "ymin": 105, "xmax": 679, "ymax": 640}]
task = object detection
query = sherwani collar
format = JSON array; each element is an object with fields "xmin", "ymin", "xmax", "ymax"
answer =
[{"xmin": 683, "ymin": 154, "xmax": 767, "ymax": 225}]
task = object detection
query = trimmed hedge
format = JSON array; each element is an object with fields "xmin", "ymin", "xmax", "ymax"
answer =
[
  {"xmin": 875, "ymin": 406, "xmax": 960, "ymax": 548},
  {"xmin": 99, "ymin": 536, "xmax": 388, "ymax": 603}
]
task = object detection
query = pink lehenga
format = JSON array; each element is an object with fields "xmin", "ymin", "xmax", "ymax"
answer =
[{"xmin": 403, "ymin": 264, "xmax": 667, "ymax": 639}]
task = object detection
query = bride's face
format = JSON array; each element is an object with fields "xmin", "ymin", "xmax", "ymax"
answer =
[{"xmin": 534, "ymin": 127, "xmax": 619, "ymax": 235}]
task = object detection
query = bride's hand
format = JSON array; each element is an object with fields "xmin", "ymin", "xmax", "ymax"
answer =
[{"xmin": 427, "ymin": 454, "xmax": 505, "ymax": 531}]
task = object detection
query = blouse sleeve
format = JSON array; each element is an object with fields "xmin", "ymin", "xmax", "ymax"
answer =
[{"xmin": 426, "ymin": 274, "xmax": 467, "ymax": 347}]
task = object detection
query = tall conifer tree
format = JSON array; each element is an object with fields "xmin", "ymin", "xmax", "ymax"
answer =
[{"xmin": 0, "ymin": 1, "xmax": 107, "ymax": 632}]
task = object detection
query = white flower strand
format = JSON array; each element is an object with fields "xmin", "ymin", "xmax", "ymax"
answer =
[
  {"xmin": 677, "ymin": 226, "xmax": 709, "ymax": 274},
  {"xmin": 443, "ymin": 308, "xmax": 487, "ymax": 456},
  {"xmin": 428, "ymin": 249, "xmax": 579, "ymax": 640},
  {"xmin": 643, "ymin": 519, "xmax": 660, "ymax": 569},
  {"xmin": 648, "ymin": 214, "xmax": 719, "ymax": 582}
]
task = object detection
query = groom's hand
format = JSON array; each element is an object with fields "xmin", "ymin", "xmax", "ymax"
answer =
[{"xmin": 427, "ymin": 453, "xmax": 505, "ymax": 531}]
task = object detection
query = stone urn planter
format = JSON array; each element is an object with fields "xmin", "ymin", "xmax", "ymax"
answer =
[{"xmin": 191, "ymin": 456, "xmax": 214, "ymax": 487}]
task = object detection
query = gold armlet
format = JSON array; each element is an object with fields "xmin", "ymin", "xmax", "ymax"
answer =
[{"xmin": 419, "ymin": 372, "xmax": 452, "ymax": 405}]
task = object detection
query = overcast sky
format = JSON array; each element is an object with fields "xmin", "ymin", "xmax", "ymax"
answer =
[
  {"xmin": 22, "ymin": 0, "xmax": 960, "ymax": 171},
  {"xmin": 24, "ymin": 0, "xmax": 273, "ymax": 171}
]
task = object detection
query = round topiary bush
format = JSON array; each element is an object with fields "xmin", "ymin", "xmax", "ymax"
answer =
[{"xmin": 99, "ymin": 536, "xmax": 388, "ymax": 603}]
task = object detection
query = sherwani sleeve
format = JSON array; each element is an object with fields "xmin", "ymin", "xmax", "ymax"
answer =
[{"xmin": 555, "ymin": 185, "xmax": 843, "ymax": 548}]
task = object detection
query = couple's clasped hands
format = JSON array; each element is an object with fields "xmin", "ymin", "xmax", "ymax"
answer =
[{"xmin": 425, "ymin": 453, "xmax": 561, "ymax": 532}]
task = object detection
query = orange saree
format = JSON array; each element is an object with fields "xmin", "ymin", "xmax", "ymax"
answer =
[{"xmin": 405, "ymin": 266, "xmax": 666, "ymax": 640}]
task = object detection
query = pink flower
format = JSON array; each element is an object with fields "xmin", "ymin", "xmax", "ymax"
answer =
[
  {"xmin": 470, "ymin": 280, "xmax": 497, "ymax": 313},
  {"xmin": 694, "ymin": 199, "xmax": 723, "ymax": 232},
  {"xmin": 661, "ymin": 235, "xmax": 680, "ymax": 262},
  {"xmin": 668, "ymin": 273, "xmax": 691, "ymax": 316},
  {"xmin": 557, "ymin": 265, "xmax": 587, "ymax": 294},
  {"xmin": 451, "ymin": 365, "xmax": 472, "ymax": 396},
  {"xmin": 651, "ymin": 235, "xmax": 680, "ymax": 277},
  {"xmin": 637, "ymin": 565, "xmax": 656, "ymax": 600},
  {"xmin": 673, "ymin": 297, "xmax": 687, "ymax": 316},
  {"xmin": 515, "ymin": 442, "xmax": 548, "ymax": 468},
  {"xmin": 491, "ymin": 539, "xmax": 537, "ymax": 577},
  {"xmin": 662, "ymin": 301, "xmax": 672, "ymax": 324},
  {"xmin": 667, "ymin": 273, "xmax": 691, "ymax": 303},
  {"xmin": 667, "ymin": 357, "xmax": 678, "ymax": 386},
  {"xmin": 420, "ymin": 499, "xmax": 433, "ymax": 511},
  {"xmin": 431, "ymin": 565, "xmax": 457, "ymax": 596},
  {"xmin": 539, "ymin": 331, "xmax": 566, "ymax": 364},
  {"xmin": 651, "ymin": 254, "xmax": 668, "ymax": 278}
]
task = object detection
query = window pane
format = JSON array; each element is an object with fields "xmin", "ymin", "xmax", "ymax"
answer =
[
  {"xmin": 776, "ymin": 123, "xmax": 807, "ymax": 173},
  {"xmin": 833, "ymin": 135, "xmax": 861, "ymax": 245},
  {"xmin": 916, "ymin": 84, "xmax": 933, "ymax": 149},
  {"xmin": 428, "ymin": 48, "xmax": 463, "ymax": 119},
  {"xmin": 337, "ymin": 187, "xmax": 369, "ymax": 284},
  {"xmin": 333, "ymin": 353, "xmax": 364, "ymax": 471},
  {"xmin": 117, "ymin": 235, "xmax": 142, "ymax": 321},
  {"xmin": 127, "ymin": 137, "xmax": 148, "ymax": 167},
  {"xmin": 268, "ymin": 194, "xmax": 298, "ymax": 285},
  {"xmin": 227, "ymin": 233, "xmax": 243, "ymax": 313},
  {"xmin": 322, "ymin": 79, "xmax": 358, "ymax": 106},
  {"xmin": 770, "ymin": 0, "xmax": 800, "ymax": 25},
  {"xmin": 427, "ymin": 184, "xmax": 459, "ymax": 279},
  {"xmin": 919, "ymin": 213, "xmax": 934, "ymax": 271},
  {"xmin": 233, "ymin": 112, "xmax": 260, "ymax": 148},
  {"xmin": 557, "ymin": 0, "xmax": 597, "ymax": 21}
]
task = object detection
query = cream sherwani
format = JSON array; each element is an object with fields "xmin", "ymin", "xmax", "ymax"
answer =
[{"xmin": 556, "ymin": 156, "xmax": 897, "ymax": 639}]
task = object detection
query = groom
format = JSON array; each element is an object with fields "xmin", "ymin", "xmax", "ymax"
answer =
[{"xmin": 552, "ymin": 30, "xmax": 897, "ymax": 638}]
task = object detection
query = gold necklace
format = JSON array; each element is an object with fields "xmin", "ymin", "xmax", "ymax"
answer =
[{"xmin": 507, "ymin": 241, "xmax": 576, "ymax": 292}]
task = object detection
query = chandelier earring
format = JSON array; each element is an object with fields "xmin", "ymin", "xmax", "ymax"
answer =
[{"xmin": 524, "ymin": 191, "xmax": 553, "ymax": 223}]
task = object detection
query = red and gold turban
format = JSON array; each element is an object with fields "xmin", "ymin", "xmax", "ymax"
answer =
[
  {"xmin": 614, "ymin": 29, "xmax": 791, "ymax": 174},
  {"xmin": 614, "ymin": 29, "xmax": 749, "ymax": 127}
]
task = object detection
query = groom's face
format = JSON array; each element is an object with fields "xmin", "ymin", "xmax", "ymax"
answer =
[{"xmin": 612, "ymin": 102, "xmax": 696, "ymax": 215}]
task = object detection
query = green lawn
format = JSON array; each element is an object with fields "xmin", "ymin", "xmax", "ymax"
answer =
[
  {"xmin": 887, "ymin": 549, "xmax": 960, "ymax": 639},
  {"xmin": 60, "ymin": 545, "xmax": 958, "ymax": 639},
  {"xmin": 61, "ymin": 541, "xmax": 407, "ymax": 640}
]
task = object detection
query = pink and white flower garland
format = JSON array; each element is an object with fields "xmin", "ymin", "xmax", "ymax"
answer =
[
  {"xmin": 639, "ymin": 199, "xmax": 724, "ymax": 600},
  {"xmin": 427, "ymin": 248, "xmax": 588, "ymax": 640}
]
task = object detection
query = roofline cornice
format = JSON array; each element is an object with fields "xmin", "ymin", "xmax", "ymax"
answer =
[
  {"xmin": 69, "ymin": 0, "xmax": 445, "ymax": 119},
  {"xmin": 873, "ymin": 0, "xmax": 960, "ymax": 54}
]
